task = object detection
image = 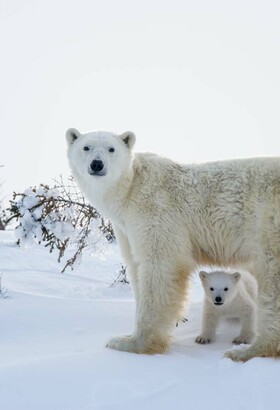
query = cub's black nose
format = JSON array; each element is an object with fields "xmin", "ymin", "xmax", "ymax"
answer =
[
  {"xmin": 90, "ymin": 160, "xmax": 104, "ymax": 173},
  {"xmin": 215, "ymin": 296, "xmax": 222, "ymax": 303}
]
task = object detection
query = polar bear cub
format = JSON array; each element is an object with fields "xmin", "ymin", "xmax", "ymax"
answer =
[{"xmin": 196, "ymin": 270, "xmax": 258, "ymax": 345}]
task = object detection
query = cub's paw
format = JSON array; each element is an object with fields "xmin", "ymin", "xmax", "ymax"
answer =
[
  {"xmin": 195, "ymin": 335, "xmax": 213, "ymax": 344},
  {"xmin": 232, "ymin": 336, "xmax": 251, "ymax": 345}
]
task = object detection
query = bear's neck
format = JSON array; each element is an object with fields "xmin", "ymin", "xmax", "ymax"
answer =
[{"xmin": 83, "ymin": 164, "xmax": 134, "ymax": 225}]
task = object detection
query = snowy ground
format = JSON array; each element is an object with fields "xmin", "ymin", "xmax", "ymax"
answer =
[{"xmin": 0, "ymin": 230, "xmax": 279, "ymax": 410}]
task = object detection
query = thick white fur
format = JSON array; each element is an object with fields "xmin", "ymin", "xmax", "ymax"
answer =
[
  {"xmin": 66, "ymin": 128, "xmax": 280, "ymax": 361},
  {"xmin": 196, "ymin": 270, "xmax": 258, "ymax": 345}
]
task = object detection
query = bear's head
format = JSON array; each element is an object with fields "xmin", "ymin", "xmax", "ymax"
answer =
[
  {"xmin": 199, "ymin": 270, "xmax": 241, "ymax": 306},
  {"xmin": 66, "ymin": 128, "xmax": 136, "ymax": 188}
]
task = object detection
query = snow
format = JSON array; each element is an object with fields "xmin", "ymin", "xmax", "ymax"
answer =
[{"xmin": 0, "ymin": 230, "xmax": 279, "ymax": 410}]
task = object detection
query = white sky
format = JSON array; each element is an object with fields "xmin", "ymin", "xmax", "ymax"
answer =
[{"xmin": 1, "ymin": 0, "xmax": 280, "ymax": 202}]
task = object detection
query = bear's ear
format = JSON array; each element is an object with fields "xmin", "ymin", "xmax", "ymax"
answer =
[
  {"xmin": 119, "ymin": 131, "xmax": 136, "ymax": 149},
  {"xmin": 199, "ymin": 271, "xmax": 207, "ymax": 281},
  {"xmin": 66, "ymin": 128, "xmax": 81, "ymax": 146},
  {"xmin": 233, "ymin": 272, "xmax": 241, "ymax": 282}
]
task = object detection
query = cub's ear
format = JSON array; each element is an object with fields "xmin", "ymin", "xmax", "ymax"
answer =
[
  {"xmin": 66, "ymin": 128, "xmax": 81, "ymax": 145},
  {"xmin": 233, "ymin": 272, "xmax": 241, "ymax": 282},
  {"xmin": 119, "ymin": 131, "xmax": 136, "ymax": 149},
  {"xmin": 199, "ymin": 271, "xmax": 207, "ymax": 281}
]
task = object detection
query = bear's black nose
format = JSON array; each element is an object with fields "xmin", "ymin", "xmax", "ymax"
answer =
[
  {"xmin": 215, "ymin": 296, "xmax": 222, "ymax": 303},
  {"xmin": 90, "ymin": 160, "xmax": 104, "ymax": 173}
]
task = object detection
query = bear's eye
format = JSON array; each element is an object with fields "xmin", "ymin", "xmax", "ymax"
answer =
[
  {"xmin": 210, "ymin": 287, "xmax": 214, "ymax": 291},
  {"xmin": 108, "ymin": 147, "xmax": 115, "ymax": 153},
  {"xmin": 224, "ymin": 287, "xmax": 228, "ymax": 291},
  {"xmin": 83, "ymin": 146, "xmax": 90, "ymax": 151}
]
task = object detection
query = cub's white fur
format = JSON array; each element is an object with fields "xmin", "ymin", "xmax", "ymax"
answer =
[
  {"xmin": 66, "ymin": 128, "xmax": 280, "ymax": 361},
  {"xmin": 196, "ymin": 270, "xmax": 258, "ymax": 345}
]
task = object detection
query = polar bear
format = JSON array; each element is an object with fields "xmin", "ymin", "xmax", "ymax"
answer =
[
  {"xmin": 196, "ymin": 270, "xmax": 258, "ymax": 345},
  {"xmin": 66, "ymin": 128, "xmax": 280, "ymax": 362}
]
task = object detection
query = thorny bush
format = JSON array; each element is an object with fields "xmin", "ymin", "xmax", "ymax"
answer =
[{"xmin": 5, "ymin": 176, "xmax": 115, "ymax": 272}]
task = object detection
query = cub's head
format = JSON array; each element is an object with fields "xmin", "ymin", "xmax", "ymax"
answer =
[
  {"xmin": 66, "ymin": 128, "xmax": 136, "ymax": 186},
  {"xmin": 199, "ymin": 270, "xmax": 241, "ymax": 306}
]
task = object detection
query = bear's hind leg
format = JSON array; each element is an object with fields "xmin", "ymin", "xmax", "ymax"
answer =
[{"xmin": 225, "ymin": 266, "xmax": 280, "ymax": 361}]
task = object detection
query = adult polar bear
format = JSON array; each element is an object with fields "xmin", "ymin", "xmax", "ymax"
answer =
[{"xmin": 66, "ymin": 128, "xmax": 280, "ymax": 362}]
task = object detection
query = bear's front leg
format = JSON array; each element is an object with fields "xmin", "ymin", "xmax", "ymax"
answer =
[
  {"xmin": 106, "ymin": 333, "xmax": 168, "ymax": 354},
  {"xmin": 106, "ymin": 259, "xmax": 191, "ymax": 354}
]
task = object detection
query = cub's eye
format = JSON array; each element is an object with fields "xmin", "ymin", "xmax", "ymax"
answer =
[
  {"xmin": 224, "ymin": 287, "xmax": 228, "ymax": 291},
  {"xmin": 108, "ymin": 147, "xmax": 115, "ymax": 153},
  {"xmin": 83, "ymin": 146, "xmax": 90, "ymax": 151},
  {"xmin": 210, "ymin": 287, "xmax": 214, "ymax": 291}
]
